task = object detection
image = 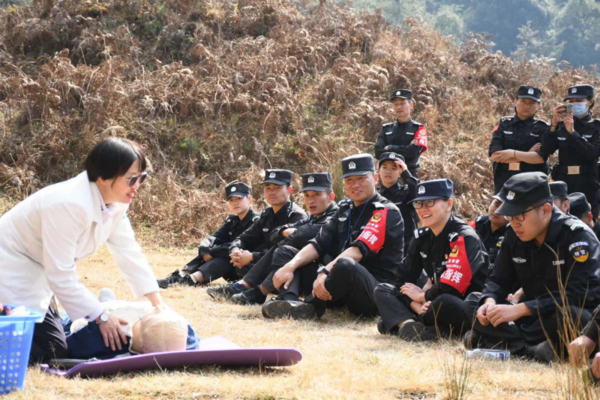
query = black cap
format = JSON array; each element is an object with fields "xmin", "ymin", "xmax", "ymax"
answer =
[
  {"xmin": 264, "ymin": 169, "xmax": 293, "ymax": 186},
  {"xmin": 378, "ymin": 152, "xmax": 405, "ymax": 167},
  {"xmin": 225, "ymin": 182, "xmax": 251, "ymax": 199},
  {"xmin": 410, "ymin": 179, "xmax": 454, "ymax": 203},
  {"xmin": 341, "ymin": 154, "xmax": 376, "ymax": 179},
  {"xmin": 565, "ymin": 84, "xmax": 595, "ymax": 101},
  {"xmin": 390, "ymin": 89, "xmax": 412, "ymax": 102},
  {"xmin": 495, "ymin": 172, "xmax": 551, "ymax": 216},
  {"xmin": 517, "ymin": 85, "xmax": 542, "ymax": 102},
  {"xmin": 568, "ymin": 192, "xmax": 591, "ymax": 218},
  {"xmin": 302, "ymin": 172, "xmax": 332, "ymax": 192},
  {"xmin": 550, "ymin": 181, "xmax": 568, "ymax": 199}
]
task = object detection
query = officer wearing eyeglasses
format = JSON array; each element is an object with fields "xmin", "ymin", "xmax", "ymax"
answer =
[
  {"xmin": 374, "ymin": 179, "xmax": 489, "ymax": 342},
  {"xmin": 466, "ymin": 172, "xmax": 600, "ymax": 362}
]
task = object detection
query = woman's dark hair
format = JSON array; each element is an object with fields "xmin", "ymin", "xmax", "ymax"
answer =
[{"xmin": 85, "ymin": 137, "xmax": 147, "ymax": 182}]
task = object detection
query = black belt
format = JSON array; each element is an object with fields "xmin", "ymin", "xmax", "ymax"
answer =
[{"xmin": 557, "ymin": 165, "xmax": 592, "ymax": 175}]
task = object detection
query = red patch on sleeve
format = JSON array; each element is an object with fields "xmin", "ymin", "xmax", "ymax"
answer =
[
  {"xmin": 468, "ymin": 220, "xmax": 476, "ymax": 229},
  {"xmin": 439, "ymin": 236, "xmax": 473, "ymax": 295},
  {"xmin": 493, "ymin": 124, "xmax": 499, "ymax": 133},
  {"xmin": 357, "ymin": 209, "xmax": 388, "ymax": 253},
  {"xmin": 411, "ymin": 126, "xmax": 428, "ymax": 152}
]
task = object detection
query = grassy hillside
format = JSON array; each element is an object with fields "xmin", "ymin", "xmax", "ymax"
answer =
[{"xmin": 0, "ymin": 0, "xmax": 598, "ymax": 245}]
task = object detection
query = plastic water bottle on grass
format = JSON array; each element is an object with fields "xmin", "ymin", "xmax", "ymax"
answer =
[{"xmin": 466, "ymin": 349, "xmax": 510, "ymax": 361}]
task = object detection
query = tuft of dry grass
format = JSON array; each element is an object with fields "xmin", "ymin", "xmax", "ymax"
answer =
[{"xmin": 1, "ymin": 242, "xmax": 591, "ymax": 400}]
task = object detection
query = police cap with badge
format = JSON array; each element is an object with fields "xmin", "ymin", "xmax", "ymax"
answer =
[
  {"xmin": 264, "ymin": 169, "xmax": 293, "ymax": 186},
  {"xmin": 390, "ymin": 89, "xmax": 412, "ymax": 102},
  {"xmin": 568, "ymin": 192, "xmax": 591, "ymax": 219},
  {"xmin": 378, "ymin": 152, "xmax": 405, "ymax": 167},
  {"xmin": 225, "ymin": 182, "xmax": 251, "ymax": 199},
  {"xmin": 302, "ymin": 172, "xmax": 332, "ymax": 192},
  {"xmin": 341, "ymin": 154, "xmax": 376, "ymax": 179},
  {"xmin": 565, "ymin": 84, "xmax": 595, "ymax": 101},
  {"xmin": 410, "ymin": 179, "xmax": 454, "ymax": 202},
  {"xmin": 550, "ymin": 181, "xmax": 568, "ymax": 199},
  {"xmin": 494, "ymin": 172, "xmax": 551, "ymax": 216},
  {"xmin": 516, "ymin": 85, "xmax": 542, "ymax": 102}
]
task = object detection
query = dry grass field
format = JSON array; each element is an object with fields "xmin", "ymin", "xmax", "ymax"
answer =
[{"xmin": 2, "ymin": 241, "xmax": 593, "ymax": 400}]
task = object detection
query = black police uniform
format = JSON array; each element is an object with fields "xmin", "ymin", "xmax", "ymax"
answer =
[
  {"xmin": 374, "ymin": 90, "xmax": 428, "ymax": 177},
  {"xmin": 472, "ymin": 173, "xmax": 600, "ymax": 354},
  {"xmin": 375, "ymin": 180, "xmax": 489, "ymax": 335},
  {"xmin": 377, "ymin": 152, "xmax": 419, "ymax": 254},
  {"xmin": 229, "ymin": 170, "xmax": 308, "ymax": 277},
  {"xmin": 281, "ymin": 154, "xmax": 405, "ymax": 318},
  {"xmin": 468, "ymin": 215, "xmax": 507, "ymax": 268},
  {"xmin": 538, "ymin": 85, "xmax": 600, "ymax": 218},
  {"xmin": 550, "ymin": 181, "xmax": 568, "ymax": 201},
  {"xmin": 489, "ymin": 86, "xmax": 550, "ymax": 194}
]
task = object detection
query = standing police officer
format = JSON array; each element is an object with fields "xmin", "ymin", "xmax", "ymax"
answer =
[
  {"xmin": 538, "ymin": 84, "xmax": 600, "ymax": 218},
  {"xmin": 489, "ymin": 85, "xmax": 550, "ymax": 194},
  {"xmin": 268, "ymin": 154, "xmax": 405, "ymax": 319},
  {"xmin": 468, "ymin": 172, "xmax": 600, "ymax": 362},
  {"xmin": 374, "ymin": 89, "xmax": 428, "ymax": 177},
  {"xmin": 206, "ymin": 169, "xmax": 307, "ymax": 299}
]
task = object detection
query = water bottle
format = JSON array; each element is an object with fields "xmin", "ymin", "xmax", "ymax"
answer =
[{"xmin": 466, "ymin": 349, "xmax": 510, "ymax": 361}]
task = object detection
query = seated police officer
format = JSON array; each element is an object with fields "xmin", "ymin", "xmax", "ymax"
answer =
[
  {"xmin": 468, "ymin": 172, "xmax": 600, "ymax": 362},
  {"xmin": 227, "ymin": 173, "xmax": 338, "ymax": 306},
  {"xmin": 374, "ymin": 89, "xmax": 428, "ymax": 177},
  {"xmin": 568, "ymin": 192, "xmax": 600, "ymax": 240},
  {"xmin": 468, "ymin": 197, "xmax": 508, "ymax": 269},
  {"xmin": 158, "ymin": 183, "xmax": 259, "ymax": 288},
  {"xmin": 550, "ymin": 181, "xmax": 570, "ymax": 214},
  {"xmin": 568, "ymin": 302, "xmax": 600, "ymax": 379},
  {"xmin": 268, "ymin": 154, "xmax": 404, "ymax": 319},
  {"xmin": 206, "ymin": 169, "xmax": 307, "ymax": 299},
  {"xmin": 377, "ymin": 152, "xmax": 419, "ymax": 255},
  {"xmin": 374, "ymin": 179, "xmax": 489, "ymax": 341}
]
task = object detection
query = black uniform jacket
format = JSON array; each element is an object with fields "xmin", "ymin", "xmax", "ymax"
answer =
[
  {"xmin": 399, "ymin": 215, "xmax": 490, "ymax": 304},
  {"xmin": 198, "ymin": 209, "xmax": 260, "ymax": 258},
  {"xmin": 482, "ymin": 207, "xmax": 600, "ymax": 316},
  {"xmin": 230, "ymin": 201, "xmax": 307, "ymax": 262},
  {"xmin": 270, "ymin": 202, "xmax": 339, "ymax": 250},
  {"xmin": 374, "ymin": 119, "xmax": 427, "ymax": 171},
  {"xmin": 468, "ymin": 215, "xmax": 507, "ymax": 268},
  {"xmin": 378, "ymin": 169, "xmax": 419, "ymax": 245},
  {"xmin": 309, "ymin": 193, "xmax": 404, "ymax": 284}
]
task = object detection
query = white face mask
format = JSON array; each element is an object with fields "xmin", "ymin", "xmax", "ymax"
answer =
[{"xmin": 572, "ymin": 102, "xmax": 589, "ymax": 117}]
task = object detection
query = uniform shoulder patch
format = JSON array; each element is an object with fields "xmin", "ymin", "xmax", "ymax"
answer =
[
  {"xmin": 500, "ymin": 116, "xmax": 514, "ymax": 122},
  {"xmin": 338, "ymin": 198, "xmax": 353, "ymax": 207},
  {"xmin": 569, "ymin": 241, "xmax": 590, "ymax": 263},
  {"xmin": 382, "ymin": 122, "xmax": 394, "ymax": 127},
  {"xmin": 414, "ymin": 227, "xmax": 431, "ymax": 239},
  {"xmin": 372, "ymin": 201, "xmax": 386, "ymax": 209},
  {"xmin": 448, "ymin": 232, "xmax": 459, "ymax": 242}
]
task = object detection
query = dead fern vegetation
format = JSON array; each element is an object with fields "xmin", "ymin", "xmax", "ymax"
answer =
[{"xmin": 0, "ymin": 0, "xmax": 598, "ymax": 246}]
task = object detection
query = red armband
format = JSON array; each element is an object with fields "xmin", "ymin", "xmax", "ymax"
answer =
[
  {"xmin": 411, "ymin": 126, "xmax": 428, "ymax": 152},
  {"xmin": 357, "ymin": 209, "xmax": 388, "ymax": 253},
  {"xmin": 493, "ymin": 124, "xmax": 499, "ymax": 133},
  {"xmin": 468, "ymin": 220, "xmax": 476, "ymax": 229},
  {"xmin": 439, "ymin": 236, "xmax": 473, "ymax": 295}
]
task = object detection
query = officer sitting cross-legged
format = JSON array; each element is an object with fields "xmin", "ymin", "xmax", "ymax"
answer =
[
  {"xmin": 267, "ymin": 154, "xmax": 404, "ymax": 319},
  {"xmin": 374, "ymin": 179, "xmax": 489, "ymax": 342},
  {"xmin": 206, "ymin": 169, "xmax": 307, "ymax": 300},
  {"xmin": 157, "ymin": 183, "xmax": 259, "ymax": 288},
  {"xmin": 227, "ymin": 172, "xmax": 339, "ymax": 306},
  {"xmin": 467, "ymin": 172, "xmax": 600, "ymax": 363},
  {"xmin": 468, "ymin": 196, "xmax": 508, "ymax": 269}
]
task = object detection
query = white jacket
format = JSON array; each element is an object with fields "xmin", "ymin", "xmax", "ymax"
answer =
[{"xmin": 0, "ymin": 172, "xmax": 159, "ymax": 321}]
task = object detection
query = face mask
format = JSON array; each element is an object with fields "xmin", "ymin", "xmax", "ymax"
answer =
[{"xmin": 572, "ymin": 102, "xmax": 589, "ymax": 117}]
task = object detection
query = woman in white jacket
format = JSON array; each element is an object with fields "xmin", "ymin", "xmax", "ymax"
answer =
[{"xmin": 0, "ymin": 137, "xmax": 162, "ymax": 363}]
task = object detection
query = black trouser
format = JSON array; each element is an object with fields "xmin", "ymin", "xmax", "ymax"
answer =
[
  {"xmin": 558, "ymin": 173, "xmax": 600, "ymax": 219},
  {"xmin": 374, "ymin": 283, "xmax": 474, "ymax": 335},
  {"xmin": 197, "ymin": 257, "xmax": 252, "ymax": 282},
  {"xmin": 308, "ymin": 257, "xmax": 380, "ymax": 318},
  {"xmin": 29, "ymin": 308, "xmax": 68, "ymax": 364},
  {"xmin": 243, "ymin": 247, "xmax": 276, "ymax": 288},
  {"xmin": 472, "ymin": 304, "xmax": 592, "ymax": 354}
]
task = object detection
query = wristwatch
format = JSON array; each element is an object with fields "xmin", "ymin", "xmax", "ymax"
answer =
[
  {"xmin": 317, "ymin": 266, "xmax": 329, "ymax": 276},
  {"xmin": 97, "ymin": 311, "xmax": 110, "ymax": 324}
]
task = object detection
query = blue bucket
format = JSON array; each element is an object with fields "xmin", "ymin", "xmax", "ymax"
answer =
[{"xmin": 0, "ymin": 306, "xmax": 41, "ymax": 395}]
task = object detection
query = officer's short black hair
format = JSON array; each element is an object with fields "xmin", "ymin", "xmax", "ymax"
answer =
[{"xmin": 85, "ymin": 137, "xmax": 147, "ymax": 182}]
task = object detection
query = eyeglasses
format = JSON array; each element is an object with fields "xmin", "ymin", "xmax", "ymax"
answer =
[
  {"xmin": 124, "ymin": 172, "xmax": 148, "ymax": 187},
  {"xmin": 413, "ymin": 199, "xmax": 439, "ymax": 209},
  {"xmin": 504, "ymin": 204, "xmax": 544, "ymax": 222}
]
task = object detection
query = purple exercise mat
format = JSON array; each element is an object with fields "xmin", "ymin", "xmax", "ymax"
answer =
[{"xmin": 40, "ymin": 337, "xmax": 302, "ymax": 378}]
